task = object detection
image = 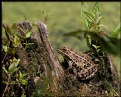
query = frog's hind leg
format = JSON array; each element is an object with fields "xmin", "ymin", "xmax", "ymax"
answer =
[
  {"xmin": 67, "ymin": 60, "xmax": 76, "ymax": 74},
  {"xmin": 82, "ymin": 72, "xmax": 96, "ymax": 80}
]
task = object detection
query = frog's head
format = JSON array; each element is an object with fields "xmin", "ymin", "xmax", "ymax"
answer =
[{"xmin": 57, "ymin": 47, "xmax": 73, "ymax": 60}]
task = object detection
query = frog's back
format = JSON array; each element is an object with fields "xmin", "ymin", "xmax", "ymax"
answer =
[{"xmin": 58, "ymin": 47, "xmax": 99, "ymax": 80}]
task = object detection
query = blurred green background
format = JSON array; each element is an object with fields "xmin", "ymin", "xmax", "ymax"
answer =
[{"xmin": 2, "ymin": 2, "xmax": 120, "ymax": 74}]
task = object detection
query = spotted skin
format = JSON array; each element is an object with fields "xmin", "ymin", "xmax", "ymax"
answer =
[{"xmin": 57, "ymin": 47, "xmax": 99, "ymax": 80}]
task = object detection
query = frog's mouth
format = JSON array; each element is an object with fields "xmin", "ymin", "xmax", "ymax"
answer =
[{"xmin": 57, "ymin": 48, "xmax": 68, "ymax": 57}]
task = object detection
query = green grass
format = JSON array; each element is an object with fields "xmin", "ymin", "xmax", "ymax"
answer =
[{"xmin": 2, "ymin": 2, "xmax": 120, "ymax": 75}]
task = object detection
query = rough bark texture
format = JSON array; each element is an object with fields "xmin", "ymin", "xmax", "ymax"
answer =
[
  {"xmin": 16, "ymin": 21, "xmax": 65, "ymax": 96},
  {"xmin": 16, "ymin": 21, "xmax": 120, "ymax": 96},
  {"xmin": 37, "ymin": 21, "xmax": 64, "ymax": 80}
]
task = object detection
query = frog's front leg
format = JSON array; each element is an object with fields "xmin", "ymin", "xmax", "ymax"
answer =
[
  {"xmin": 68, "ymin": 61, "xmax": 78, "ymax": 75},
  {"xmin": 72, "ymin": 68, "xmax": 78, "ymax": 75},
  {"xmin": 63, "ymin": 59, "xmax": 73, "ymax": 70},
  {"xmin": 68, "ymin": 60, "xmax": 73, "ymax": 69}
]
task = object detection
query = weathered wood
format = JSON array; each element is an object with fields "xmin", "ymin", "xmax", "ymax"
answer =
[
  {"xmin": 36, "ymin": 21, "xmax": 65, "ymax": 93},
  {"xmin": 37, "ymin": 21, "xmax": 64, "ymax": 80}
]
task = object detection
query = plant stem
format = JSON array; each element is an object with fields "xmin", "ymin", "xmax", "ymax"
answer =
[{"xmin": 2, "ymin": 74, "xmax": 11, "ymax": 97}]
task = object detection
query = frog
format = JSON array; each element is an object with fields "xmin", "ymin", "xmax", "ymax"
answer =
[{"xmin": 57, "ymin": 47, "xmax": 99, "ymax": 80}]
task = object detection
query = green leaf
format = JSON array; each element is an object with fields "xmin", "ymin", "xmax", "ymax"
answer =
[
  {"xmin": 92, "ymin": 44, "xmax": 100, "ymax": 50},
  {"xmin": 110, "ymin": 23, "xmax": 121, "ymax": 38},
  {"xmin": 85, "ymin": 19, "xmax": 89, "ymax": 28},
  {"xmin": 87, "ymin": 32, "xmax": 120, "ymax": 56},
  {"xmin": 86, "ymin": 19, "xmax": 94, "ymax": 29},
  {"xmin": 25, "ymin": 31, "xmax": 32, "ymax": 38},
  {"xmin": 98, "ymin": 24, "xmax": 107, "ymax": 29},
  {"xmin": 83, "ymin": 11, "xmax": 95, "ymax": 22},
  {"xmin": 19, "ymin": 71, "xmax": 28, "ymax": 80},
  {"xmin": 92, "ymin": 2, "xmax": 99, "ymax": 10},
  {"xmin": 2, "ymin": 67, "xmax": 8, "ymax": 74},
  {"xmin": 81, "ymin": 2, "xmax": 89, "ymax": 23},
  {"xmin": 21, "ymin": 94, "xmax": 26, "ymax": 97},
  {"xmin": 92, "ymin": 2, "xmax": 100, "ymax": 16},
  {"xmin": 90, "ymin": 11, "xmax": 96, "ymax": 20},
  {"xmin": 64, "ymin": 29, "xmax": 120, "ymax": 56},
  {"xmin": 19, "ymin": 71, "xmax": 28, "ymax": 85},
  {"xmin": 64, "ymin": 30, "xmax": 81, "ymax": 36},
  {"xmin": 8, "ymin": 58, "xmax": 20, "ymax": 72},
  {"xmin": 81, "ymin": 2, "xmax": 89, "ymax": 12},
  {"xmin": 2, "ymin": 45, "xmax": 8, "ymax": 52},
  {"xmin": 13, "ymin": 35, "xmax": 21, "ymax": 47},
  {"xmin": 85, "ymin": 35, "xmax": 91, "ymax": 48},
  {"xmin": 20, "ymin": 73, "xmax": 28, "ymax": 80},
  {"xmin": 9, "ymin": 63, "xmax": 16, "ymax": 71},
  {"xmin": 96, "ymin": 16, "xmax": 103, "ymax": 25},
  {"xmin": 11, "ymin": 67, "xmax": 20, "ymax": 75},
  {"xmin": 21, "ymin": 79, "xmax": 28, "ymax": 85},
  {"xmin": 2, "ymin": 24, "xmax": 12, "ymax": 35}
]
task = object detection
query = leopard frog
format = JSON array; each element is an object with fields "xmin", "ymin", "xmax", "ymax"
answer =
[{"xmin": 57, "ymin": 47, "xmax": 99, "ymax": 80}]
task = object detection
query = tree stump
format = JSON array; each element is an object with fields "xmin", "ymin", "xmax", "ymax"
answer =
[
  {"xmin": 15, "ymin": 21, "xmax": 120, "ymax": 96},
  {"xmin": 16, "ymin": 21, "xmax": 65, "ymax": 96}
]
